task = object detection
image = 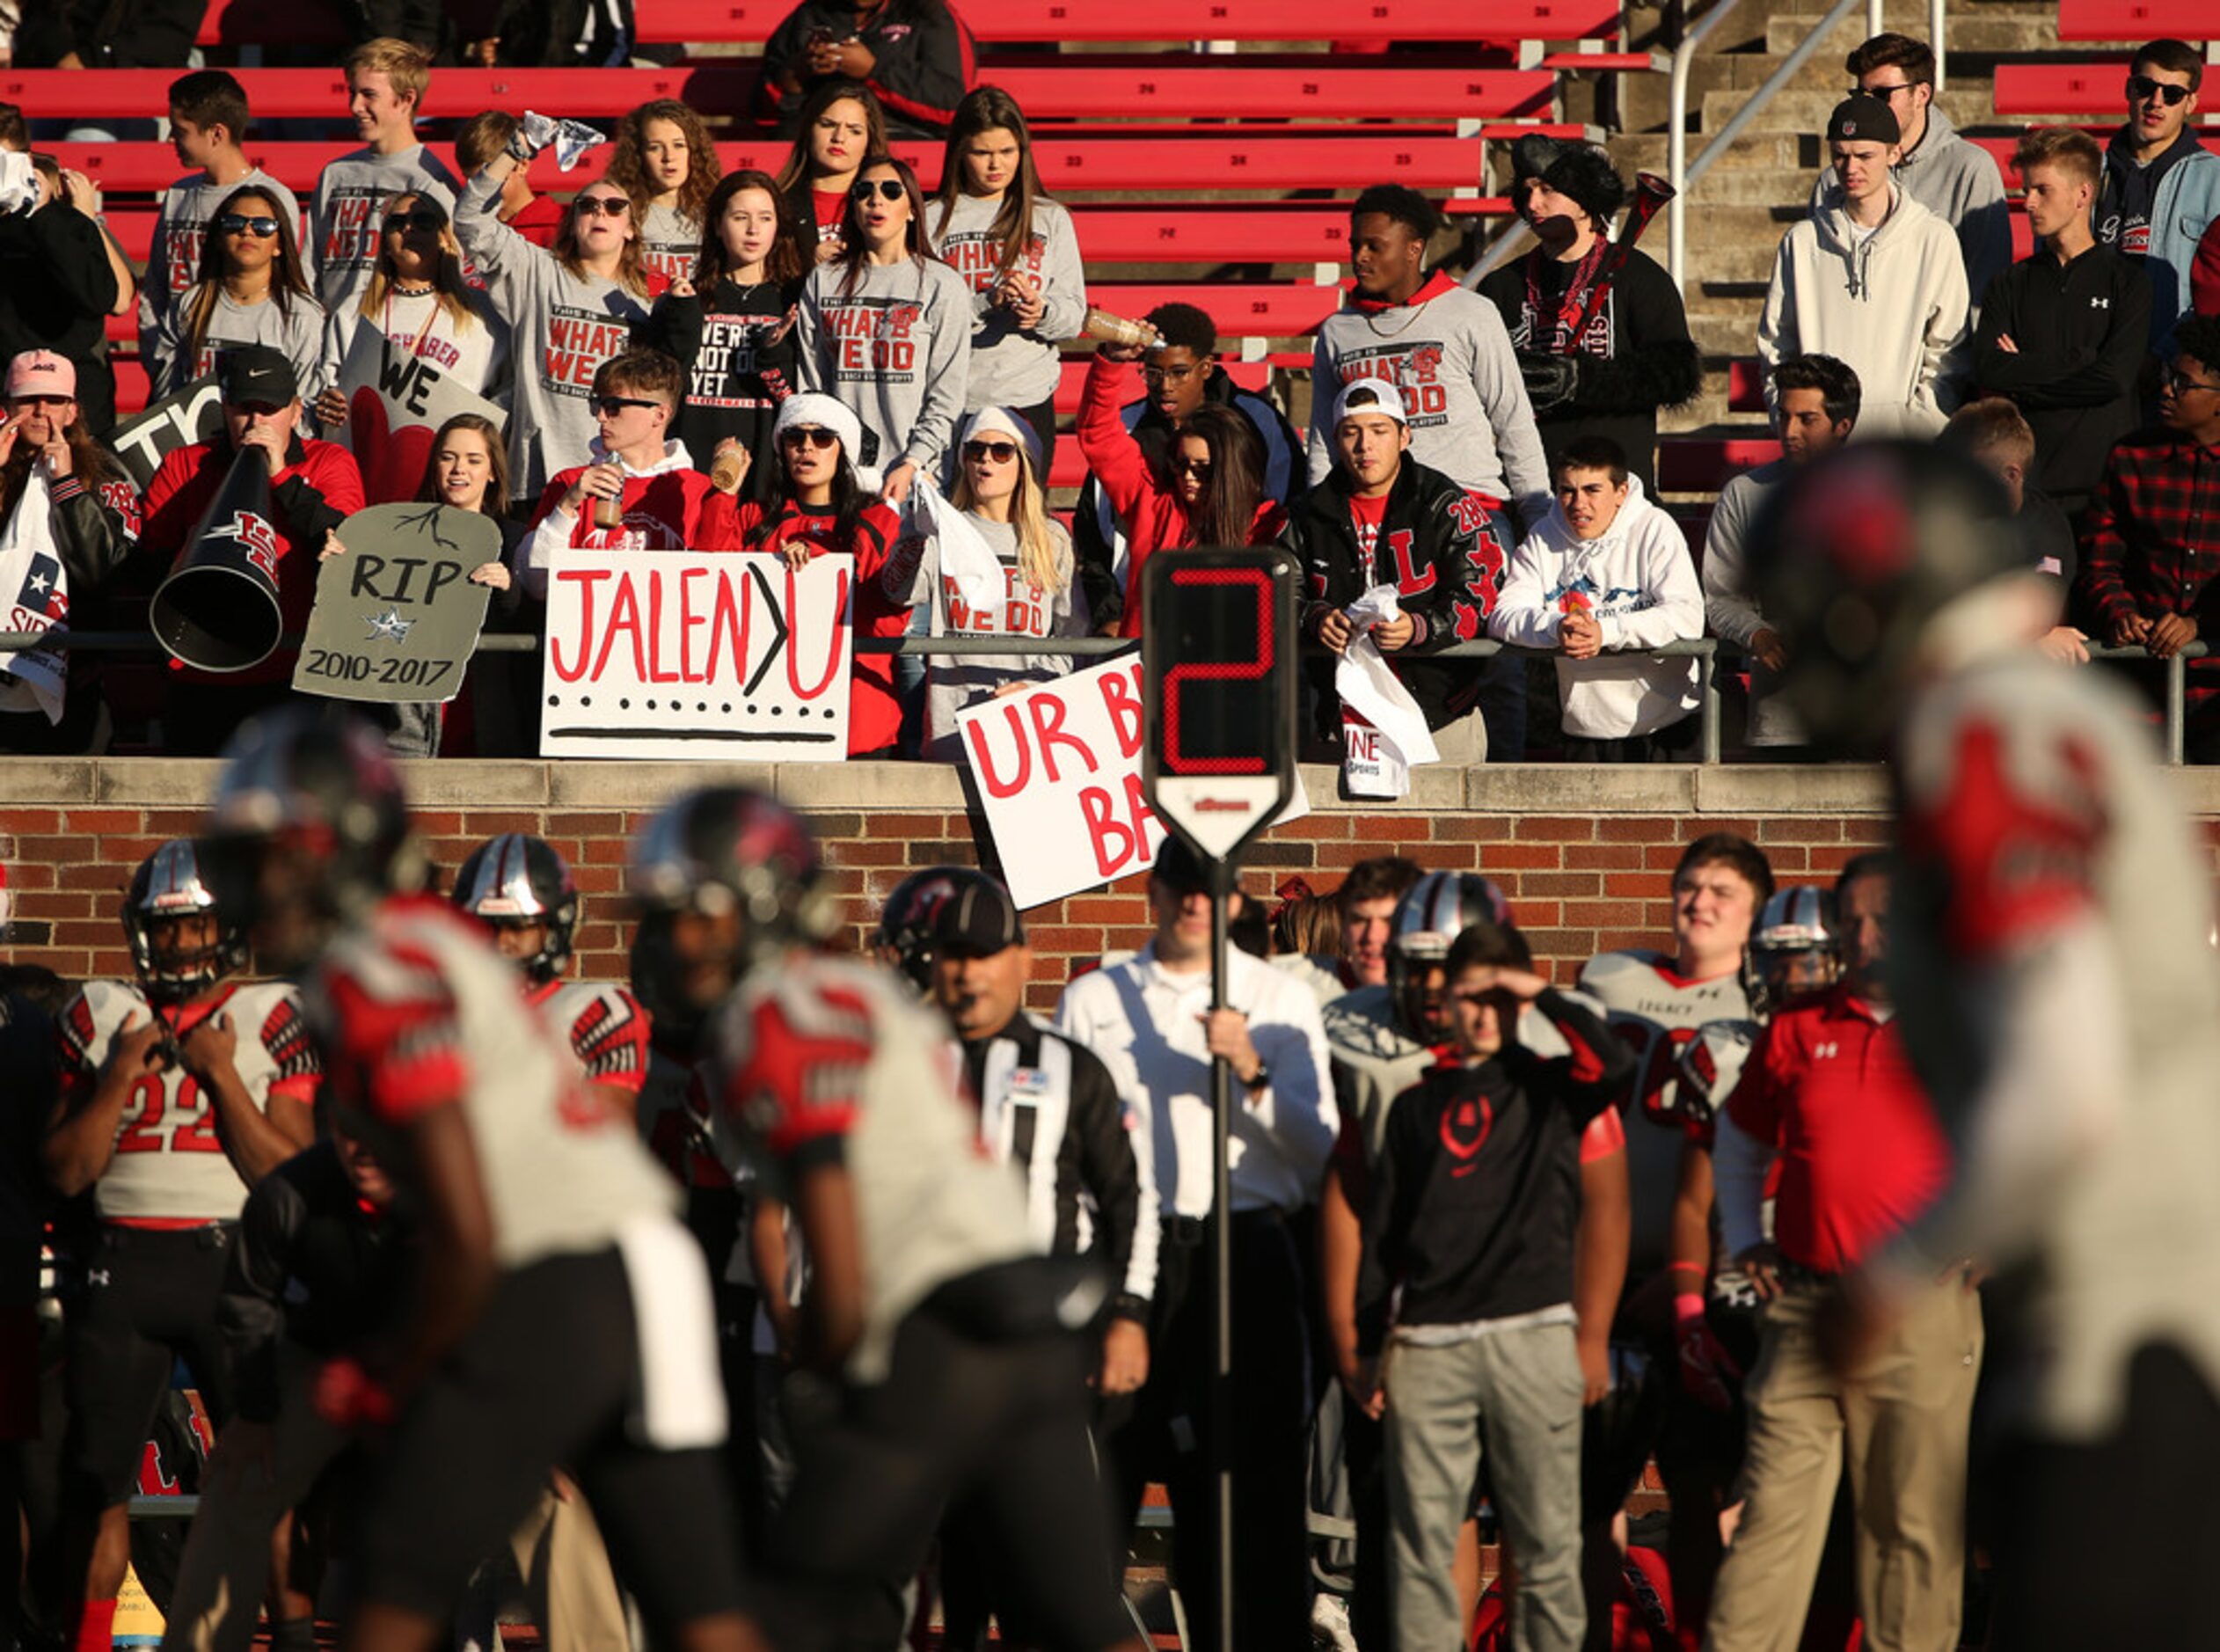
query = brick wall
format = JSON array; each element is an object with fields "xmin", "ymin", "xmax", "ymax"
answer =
[{"xmin": 8, "ymin": 758, "xmax": 2216, "ymax": 1008}]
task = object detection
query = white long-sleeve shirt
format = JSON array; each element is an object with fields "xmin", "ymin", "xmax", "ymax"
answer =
[
  {"xmin": 1490, "ymin": 474, "xmax": 1703, "ymax": 739},
  {"xmin": 1054, "ymin": 942, "xmax": 1338, "ymax": 1220}
]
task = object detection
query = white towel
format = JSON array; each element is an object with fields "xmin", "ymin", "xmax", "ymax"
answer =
[
  {"xmin": 1334, "ymin": 584, "xmax": 1438, "ymax": 796},
  {"xmin": 906, "ymin": 473, "xmax": 1006, "ymax": 617},
  {"xmin": 613, "ymin": 1214, "xmax": 729, "ymax": 1451}
]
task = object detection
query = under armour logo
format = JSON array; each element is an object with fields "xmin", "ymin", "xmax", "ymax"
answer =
[
  {"xmin": 2090, "ymin": 296, "xmax": 2110, "ymax": 310},
  {"xmin": 87, "ymin": 1268, "xmax": 111, "ymax": 1288},
  {"xmin": 1814, "ymin": 1042, "xmax": 1839, "ymax": 1060}
]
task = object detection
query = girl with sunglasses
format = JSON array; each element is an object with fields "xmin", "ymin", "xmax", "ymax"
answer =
[
  {"xmin": 1078, "ymin": 337, "xmax": 1283, "ymax": 637},
  {"xmin": 794, "ymin": 156, "xmax": 970, "ymax": 508},
  {"xmin": 774, "ymin": 78, "xmax": 890, "ymax": 264},
  {"xmin": 891, "ymin": 406, "xmax": 1082, "ymax": 757},
  {"xmin": 310, "ymin": 193, "xmax": 508, "ymax": 479},
  {"xmin": 457, "ymin": 132, "xmax": 664, "ymax": 506},
  {"xmin": 929, "ymin": 86, "xmax": 1085, "ymax": 474},
  {"xmin": 606, "ymin": 99, "xmax": 724, "ymax": 288},
  {"xmin": 150, "ymin": 184, "xmax": 325, "ymax": 398},
  {"xmin": 700, "ymin": 393, "xmax": 914, "ymax": 756},
  {"xmin": 646, "ymin": 169, "xmax": 807, "ymax": 498}
]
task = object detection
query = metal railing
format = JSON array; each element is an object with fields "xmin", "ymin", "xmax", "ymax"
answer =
[
  {"xmin": 1, "ymin": 629, "xmax": 2202, "ymax": 765},
  {"xmin": 1668, "ymin": 0, "xmax": 1949, "ymax": 294}
]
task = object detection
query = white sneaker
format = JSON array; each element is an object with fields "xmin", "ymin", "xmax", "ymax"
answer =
[{"xmin": 1311, "ymin": 1590, "xmax": 1361, "ymax": 1652}]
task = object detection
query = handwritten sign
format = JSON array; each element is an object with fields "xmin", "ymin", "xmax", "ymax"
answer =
[
  {"xmin": 958, "ymin": 654, "xmax": 1310, "ymax": 909},
  {"xmin": 539, "ymin": 550, "xmax": 852, "ymax": 760},
  {"xmin": 336, "ymin": 323, "xmax": 508, "ymax": 505},
  {"xmin": 294, "ymin": 503, "xmax": 499, "ymax": 703},
  {"xmin": 108, "ymin": 376, "xmax": 223, "ymax": 493}
]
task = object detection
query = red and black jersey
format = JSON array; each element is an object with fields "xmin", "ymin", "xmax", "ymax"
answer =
[
  {"xmin": 527, "ymin": 978, "xmax": 653, "ymax": 1098},
  {"xmin": 55, "ymin": 979, "xmax": 319, "ymax": 1224}
]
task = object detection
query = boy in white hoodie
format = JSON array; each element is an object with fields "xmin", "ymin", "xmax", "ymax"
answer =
[
  {"xmin": 1492, "ymin": 435, "xmax": 1704, "ymax": 760},
  {"xmin": 1758, "ymin": 94, "xmax": 1970, "ymax": 437}
]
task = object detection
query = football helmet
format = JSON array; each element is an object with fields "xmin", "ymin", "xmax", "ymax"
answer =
[
  {"xmin": 451, "ymin": 834, "xmax": 580, "ymax": 983},
  {"xmin": 1743, "ymin": 885, "xmax": 1841, "ymax": 1016},
  {"xmin": 124, "ymin": 839, "xmax": 246, "ymax": 1001},
  {"xmin": 874, "ymin": 866, "xmax": 992, "ymax": 993},
  {"xmin": 1386, "ymin": 871, "xmax": 1512, "ymax": 1040}
]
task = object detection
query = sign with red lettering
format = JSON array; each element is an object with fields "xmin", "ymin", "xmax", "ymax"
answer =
[
  {"xmin": 539, "ymin": 550, "xmax": 852, "ymax": 761},
  {"xmin": 958, "ymin": 654, "xmax": 1309, "ymax": 909}
]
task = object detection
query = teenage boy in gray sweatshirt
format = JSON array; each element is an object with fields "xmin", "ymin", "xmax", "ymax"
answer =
[{"xmin": 307, "ymin": 38, "xmax": 459, "ymax": 317}]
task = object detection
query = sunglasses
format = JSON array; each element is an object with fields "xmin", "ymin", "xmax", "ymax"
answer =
[
  {"xmin": 778, "ymin": 426, "xmax": 841, "ymax": 450},
  {"xmin": 1171, "ymin": 456, "xmax": 1214, "ymax": 479},
  {"xmin": 590, "ymin": 395, "xmax": 662, "ymax": 415},
  {"xmin": 962, "ymin": 439, "xmax": 1019, "ymax": 464},
  {"xmin": 383, "ymin": 208, "xmax": 446, "ymax": 231},
  {"xmin": 850, "ymin": 178, "xmax": 907, "ymax": 203},
  {"xmin": 218, "ymin": 214, "xmax": 281, "ymax": 238},
  {"xmin": 574, "ymin": 196, "xmax": 632, "ymax": 218},
  {"xmin": 2127, "ymin": 75, "xmax": 2191, "ymax": 106}
]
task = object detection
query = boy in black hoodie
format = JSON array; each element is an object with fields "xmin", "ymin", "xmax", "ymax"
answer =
[{"xmin": 1356, "ymin": 917, "xmax": 1632, "ymax": 1652}]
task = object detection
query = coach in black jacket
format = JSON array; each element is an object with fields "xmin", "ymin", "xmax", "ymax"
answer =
[{"xmin": 1289, "ymin": 380, "xmax": 1512, "ymax": 758}]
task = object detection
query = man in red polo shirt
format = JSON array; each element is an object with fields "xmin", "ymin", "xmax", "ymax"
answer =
[
  {"xmin": 1704, "ymin": 852, "xmax": 1978, "ymax": 1652},
  {"xmin": 137, "ymin": 346, "xmax": 366, "ymax": 755}
]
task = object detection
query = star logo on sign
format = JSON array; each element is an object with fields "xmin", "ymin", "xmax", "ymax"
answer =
[
  {"xmin": 27, "ymin": 571, "xmax": 48, "ymax": 594},
  {"xmin": 365, "ymin": 607, "xmax": 414, "ymax": 644}
]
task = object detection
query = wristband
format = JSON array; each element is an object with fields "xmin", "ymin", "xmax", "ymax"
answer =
[
  {"xmin": 1673, "ymin": 1291, "xmax": 1708, "ymax": 1328},
  {"xmin": 315, "ymin": 1356, "xmax": 398, "ymax": 1428}
]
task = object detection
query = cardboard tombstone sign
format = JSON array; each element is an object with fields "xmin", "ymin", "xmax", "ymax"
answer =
[
  {"xmin": 150, "ymin": 450, "xmax": 286, "ymax": 673},
  {"xmin": 335, "ymin": 323, "xmax": 508, "ymax": 506},
  {"xmin": 293, "ymin": 502, "xmax": 500, "ymax": 704}
]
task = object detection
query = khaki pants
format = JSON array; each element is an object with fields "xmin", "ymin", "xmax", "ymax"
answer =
[
  {"xmin": 1705, "ymin": 1277, "xmax": 1983, "ymax": 1652},
  {"xmin": 504, "ymin": 1486, "xmax": 632, "ymax": 1652}
]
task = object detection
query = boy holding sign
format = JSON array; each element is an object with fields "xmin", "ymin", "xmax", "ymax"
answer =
[{"xmin": 516, "ymin": 349, "xmax": 717, "ymax": 598}]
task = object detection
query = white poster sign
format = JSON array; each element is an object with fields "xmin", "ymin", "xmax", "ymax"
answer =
[
  {"xmin": 539, "ymin": 550, "xmax": 853, "ymax": 761},
  {"xmin": 958, "ymin": 654, "xmax": 1309, "ymax": 908}
]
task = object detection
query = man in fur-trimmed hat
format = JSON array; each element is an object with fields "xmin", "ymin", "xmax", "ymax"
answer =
[{"xmin": 1477, "ymin": 135, "xmax": 1701, "ymax": 494}]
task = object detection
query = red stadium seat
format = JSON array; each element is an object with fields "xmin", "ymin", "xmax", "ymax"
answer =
[
  {"xmin": 2055, "ymin": 0, "xmax": 2211, "ymax": 40},
  {"xmin": 1655, "ymin": 439, "xmax": 1780, "ymax": 493},
  {"xmin": 1993, "ymin": 63, "xmax": 2220, "ymax": 120},
  {"xmin": 1967, "ymin": 132, "xmax": 2220, "ymax": 188},
  {"xmin": 0, "ymin": 63, "xmax": 1557, "ymax": 123},
  {"xmin": 191, "ymin": 0, "xmax": 1623, "ymax": 46},
  {"xmin": 1727, "ymin": 358, "xmax": 1765, "ymax": 414}
]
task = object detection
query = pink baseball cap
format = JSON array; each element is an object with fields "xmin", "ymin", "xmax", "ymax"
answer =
[{"xmin": 5, "ymin": 351, "xmax": 76, "ymax": 400}]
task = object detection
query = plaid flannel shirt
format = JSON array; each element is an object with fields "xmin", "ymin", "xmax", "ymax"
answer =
[{"xmin": 2079, "ymin": 430, "xmax": 2220, "ymax": 640}]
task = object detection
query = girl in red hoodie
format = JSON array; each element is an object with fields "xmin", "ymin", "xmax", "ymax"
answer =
[
  {"xmin": 1077, "ymin": 342, "xmax": 1285, "ymax": 637},
  {"xmin": 698, "ymin": 392, "xmax": 911, "ymax": 755}
]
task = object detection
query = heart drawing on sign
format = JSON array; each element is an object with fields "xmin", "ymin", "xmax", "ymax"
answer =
[{"xmin": 348, "ymin": 387, "xmax": 439, "ymax": 508}]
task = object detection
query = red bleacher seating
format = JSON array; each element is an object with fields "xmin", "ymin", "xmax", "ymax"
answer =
[
  {"xmin": 1968, "ymin": 133, "xmax": 2220, "ymax": 188},
  {"xmin": 2055, "ymin": 0, "xmax": 2210, "ymax": 40},
  {"xmin": 1993, "ymin": 63, "xmax": 2220, "ymax": 119},
  {"xmin": 1656, "ymin": 439, "xmax": 1780, "ymax": 494},
  {"xmin": 52, "ymin": 133, "xmax": 1548, "ymax": 196},
  {"xmin": 94, "ymin": 201, "xmax": 1501, "ymax": 267},
  {"xmin": 192, "ymin": 0, "xmax": 1623, "ymax": 47},
  {"xmin": 1726, "ymin": 359, "xmax": 1765, "ymax": 414},
  {"xmin": 0, "ymin": 64, "xmax": 1557, "ymax": 123}
]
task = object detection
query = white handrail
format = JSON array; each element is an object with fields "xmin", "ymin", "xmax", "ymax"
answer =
[{"xmin": 1667, "ymin": 0, "xmax": 1874, "ymax": 293}]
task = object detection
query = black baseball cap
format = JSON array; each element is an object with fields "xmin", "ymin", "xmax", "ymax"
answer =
[
  {"xmin": 1826, "ymin": 94, "xmax": 1901, "ymax": 147},
  {"xmin": 216, "ymin": 345, "xmax": 299, "ymax": 407},
  {"xmin": 931, "ymin": 876, "xmax": 1025, "ymax": 956},
  {"xmin": 1150, "ymin": 837, "xmax": 1216, "ymax": 894}
]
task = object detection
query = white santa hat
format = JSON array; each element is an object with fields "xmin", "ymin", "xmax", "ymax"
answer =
[
  {"xmin": 957, "ymin": 406, "xmax": 1043, "ymax": 476},
  {"xmin": 771, "ymin": 394, "xmax": 866, "ymax": 475}
]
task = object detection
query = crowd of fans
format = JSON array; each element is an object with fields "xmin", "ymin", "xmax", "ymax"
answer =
[{"xmin": 1, "ymin": 14, "xmax": 2217, "ymax": 764}]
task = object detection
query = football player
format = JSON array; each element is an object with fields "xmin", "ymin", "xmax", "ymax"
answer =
[
  {"xmin": 1749, "ymin": 440, "xmax": 2220, "ymax": 1648},
  {"xmin": 44, "ymin": 841, "xmax": 318, "ymax": 1652},
  {"xmin": 629, "ymin": 788, "xmax": 1145, "ymax": 1652},
  {"xmin": 200, "ymin": 712, "xmax": 760, "ymax": 1652}
]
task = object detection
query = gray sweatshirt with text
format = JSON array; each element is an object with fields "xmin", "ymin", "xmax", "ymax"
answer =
[
  {"xmin": 929, "ymin": 192, "xmax": 1087, "ymax": 411},
  {"xmin": 796, "ymin": 255, "xmax": 975, "ymax": 476}
]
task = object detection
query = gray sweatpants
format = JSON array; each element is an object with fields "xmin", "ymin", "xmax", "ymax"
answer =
[{"xmin": 1384, "ymin": 1320, "xmax": 1586, "ymax": 1652}]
